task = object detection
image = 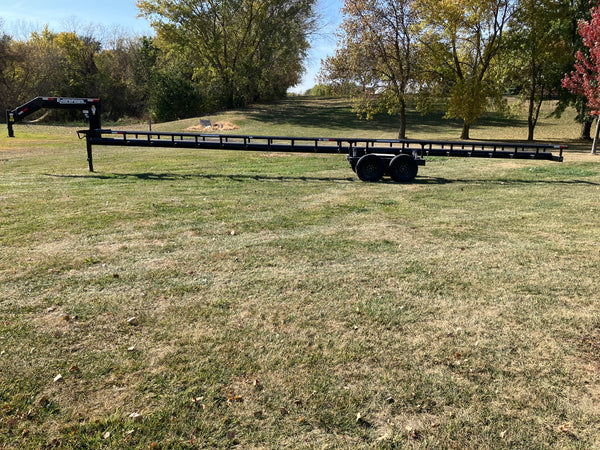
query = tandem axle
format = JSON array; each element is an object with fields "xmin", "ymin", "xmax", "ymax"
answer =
[{"xmin": 7, "ymin": 97, "xmax": 565, "ymax": 183}]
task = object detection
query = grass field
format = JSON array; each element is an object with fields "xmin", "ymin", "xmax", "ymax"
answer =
[{"xmin": 1, "ymin": 97, "xmax": 600, "ymax": 448}]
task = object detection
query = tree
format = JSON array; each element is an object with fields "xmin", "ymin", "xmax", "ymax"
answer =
[
  {"xmin": 562, "ymin": 1, "xmax": 600, "ymax": 154},
  {"xmin": 0, "ymin": 28, "xmax": 23, "ymax": 113},
  {"xmin": 136, "ymin": 0, "xmax": 316, "ymax": 108},
  {"xmin": 320, "ymin": 0, "xmax": 418, "ymax": 139},
  {"xmin": 28, "ymin": 28, "xmax": 101, "ymax": 98},
  {"xmin": 95, "ymin": 35, "xmax": 154, "ymax": 120},
  {"xmin": 552, "ymin": 0, "xmax": 596, "ymax": 140},
  {"xmin": 416, "ymin": 0, "xmax": 515, "ymax": 139},
  {"xmin": 506, "ymin": 0, "xmax": 570, "ymax": 141}
]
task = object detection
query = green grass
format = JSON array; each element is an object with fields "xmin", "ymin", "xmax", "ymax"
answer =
[{"xmin": 1, "ymin": 97, "xmax": 600, "ymax": 448}]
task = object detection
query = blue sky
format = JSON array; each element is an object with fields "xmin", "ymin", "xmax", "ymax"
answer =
[{"xmin": 0, "ymin": 0, "xmax": 343, "ymax": 93}]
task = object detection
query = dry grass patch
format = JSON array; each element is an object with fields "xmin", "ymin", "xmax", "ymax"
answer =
[{"xmin": 2, "ymin": 98, "xmax": 600, "ymax": 448}]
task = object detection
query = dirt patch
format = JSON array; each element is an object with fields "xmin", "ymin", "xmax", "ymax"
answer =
[{"xmin": 187, "ymin": 121, "xmax": 240, "ymax": 132}]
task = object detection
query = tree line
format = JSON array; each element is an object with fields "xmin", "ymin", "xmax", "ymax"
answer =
[
  {"xmin": 319, "ymin": 0, "xmax": 595, "ymax": 140},
  {"xmin": 1, "ymin": 0, "xmax": 316, "ymax": 123},
  {"xmin": 1, "ymin": 0, "xmax": 596, "ymax": 141}
]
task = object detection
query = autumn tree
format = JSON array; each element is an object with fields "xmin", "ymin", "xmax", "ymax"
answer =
[
  {"xmin": 416, "ymin": 0, "xmax": 515, "ymax": 139},
  {"xmin": 320, "ymin": 0, "xmax": 418, "ymax": 139},
  {"xmin": 0, "ymin": 27, "xmax": 67, "ymax": 114},
  {"xmin": 0, "ymin": 28, "xmax": 25, "ymax": 112},
  {"xmin": 137, "ymin": 0, "xmax": 316, "ymax": 108},
  {"xmin": 562, "ymin": 1, "xmax": 600, "ymax": 154},
  {"xmin": 551, "ymin": 0, "xmax": 595, "ymax": 140},
  {"xmin": 28, "ymin": 27, "xmax": 101, "ymax": 98}
]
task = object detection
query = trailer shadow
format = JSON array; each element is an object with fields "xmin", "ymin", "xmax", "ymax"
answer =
[
  {"xmin": 46, "ymin": 172, "xmax": 600, "ymax": 186},
  {"xmin": 46, "ymin": 172, "xmax": 358, "ymax": 183}
]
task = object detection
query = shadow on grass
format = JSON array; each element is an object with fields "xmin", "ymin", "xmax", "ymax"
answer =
[
  {"xmin": 46, "ymin": 172, "xmax": 600, "ymax": 186},
  {"xmin": 245, "ymin": 97, "xmax": 528, "ymax": 134},
  {"xmin": 46, "ymin": 172, "xmax": 358, "ymax": 183}
]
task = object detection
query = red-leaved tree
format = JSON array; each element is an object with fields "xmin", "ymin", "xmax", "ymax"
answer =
[{"xmin": 562, "ymin": 2, "xmax": 600, "ymax": 154}]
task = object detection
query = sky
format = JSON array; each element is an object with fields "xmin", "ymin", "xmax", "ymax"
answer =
[{"xmin": 0, "ymin": 0, "xmax": 343, "ymax": 93}]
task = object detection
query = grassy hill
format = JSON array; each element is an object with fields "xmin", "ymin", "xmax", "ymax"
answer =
[{"xmin": 1, "ymin": 97, "xmax": 599, "ymax": 448}]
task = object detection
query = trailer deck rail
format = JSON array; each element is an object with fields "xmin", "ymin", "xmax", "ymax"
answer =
[
  {"xmin": 7, "ymin": 97, "xmax": 566, "ymax": 183},
  {"xmin": 77, "ymin": 128, "xmax": 564, "ymax": 182}
]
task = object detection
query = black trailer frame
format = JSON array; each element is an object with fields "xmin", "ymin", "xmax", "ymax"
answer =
[
  {"xmin": 7, "ymin": 97, "xmax": 566, "ymax": 183},
  {"xmin": 6, "ymin": 96, "xmax": 101, "ymax": 138}
]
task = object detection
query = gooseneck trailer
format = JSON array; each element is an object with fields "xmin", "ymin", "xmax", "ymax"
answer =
[{"xmin": 7, "ymin": 97, "xmax": 565, "ymax": 182}]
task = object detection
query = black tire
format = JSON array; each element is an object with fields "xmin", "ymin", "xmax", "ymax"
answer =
[
  {"xmin": 388, "ymin": 154, "xmax": 418, "ymax": 182},
  {"xmin": 355, "ymin": 154, "xmax": 385, "ymax": 182}
]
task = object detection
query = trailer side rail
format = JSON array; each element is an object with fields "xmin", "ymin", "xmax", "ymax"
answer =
[{"xmin": 79, "ymin": 129, "xmax": 564, "ymax": 169}]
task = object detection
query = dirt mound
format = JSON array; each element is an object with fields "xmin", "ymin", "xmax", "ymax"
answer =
[{"xmin": 187, "ymin": 120, "xmax": 240, "ymax": 132}]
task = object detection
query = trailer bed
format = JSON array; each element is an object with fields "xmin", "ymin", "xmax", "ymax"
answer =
[{"xmin": 77, "ymin": 129, "xmax": 564, "ymax": 182}]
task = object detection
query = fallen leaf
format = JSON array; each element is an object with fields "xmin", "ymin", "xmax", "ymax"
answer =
[
  {"xmin": 377, "ymin": 433, "xmax": 392, "ymax": 442},
  {"xmin": 128, "ymin": 412, "xmax": 142, "ymax": 423},
  {"xmin": 409, "ymin": 429, "xmax": 422, "ymax": 440},
  {"xmin": 558, "ymin": 423, "xmax": 571, "ymax": 433},
  {"xmin": 227, "ymin": 395, "xmax": 243, "ymax": 405},
  {"xmin": 356, "ymin": 412, "xmax": 372, "ymax": 427}
]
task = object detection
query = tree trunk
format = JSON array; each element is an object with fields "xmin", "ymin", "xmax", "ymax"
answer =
[
  {"xmin": 460, "ymin": 122, "xmax": 470, "ymax": 140},
  {"xmin": 592, "ymin": 116, "xmax": 599, "ymax": 154},
  {"xmin": 527, "ymin": 81, "xmax": 536, "ymax": 141},
  {"xmin": 397, "ymin": 99, "xmax": 407, "ymax": 140},
  {"xmin": 579, "ymin": 120, "xmax": 592, "ymax": 140}
]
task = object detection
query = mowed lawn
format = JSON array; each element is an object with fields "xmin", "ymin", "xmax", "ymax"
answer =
[{"xmin": 1, "ymin": 97, "xmax": 600, "ymax": 448}]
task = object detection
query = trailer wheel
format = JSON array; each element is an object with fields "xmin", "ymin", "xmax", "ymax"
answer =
[
  {"xmin": 388, "ymin": 154, "xmax": 418, "ymax": 182},
  {"xmin": 356, "ymin": 154, "xmax": 385, "ymax": 182}
]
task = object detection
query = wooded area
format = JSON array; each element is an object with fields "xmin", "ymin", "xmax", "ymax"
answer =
[
  {"xmin": 0, "ymin": 0, "xmax": 316, "ymax": 122},
  {"xmin": 1, "ymin": 0, "xmax": 599, "ymax": 140},
  {"xmin": 319, "ymin": 0, "xmax": 597, "ymax": 140}
]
